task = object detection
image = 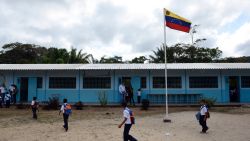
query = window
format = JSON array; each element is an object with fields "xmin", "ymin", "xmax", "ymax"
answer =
[
  {"xmin": 37, "ymin": 77, "xmax": 43, "ymax": 88},
  {"xmin": 168, "ymin": 77, "xmax": 182, "ymax": 88},
  {"xmin": 241, "ymin": 76, "xmax": 250, "ymax": 88},
  {"xmin": 49, "ymin": 77, "xmax": 76, "ymax": 89},
  {"xmin": 140, "ymin": 77, "xmax": 146, "ymax": 88},
  {"xmin": 153, "ymin": 77, "xmax": 182, "ymax": 88},
  {"xmin": 189, "ymin": 76, "xmax": 218, "ymax": 88},
  {"xmin": 83, "ymin": 77, "xmax": 111, "ymax": 89}
]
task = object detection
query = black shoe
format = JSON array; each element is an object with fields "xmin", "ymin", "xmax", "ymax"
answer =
[
  {"xmin": 65, "ymin": 128, "xmax": 68, "ymax": 132},
  {"xmin": 200, "ymin": 131, "xmax": 206, "ymax": 134},
  {"xmin": 205, "ymin": 127, "xmax": 209, "ymax": 132}
]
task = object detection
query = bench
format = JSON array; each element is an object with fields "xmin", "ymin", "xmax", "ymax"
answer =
[{"xmin": 147, "ymin": 93, "xmax": 202, "ymax": 104}]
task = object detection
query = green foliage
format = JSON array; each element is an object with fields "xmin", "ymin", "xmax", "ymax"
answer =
[
  {"xmin": 200, "ymin": 97, "xmax": 216, "ymax": 108},
  {"xmin": 68, "ymin": 47, "xmax": 94, "ymax": 63},
  {"xmin": 149, "ymin": 41, "xmax": 222, "ymax": 63},
  {"xmin": 98, "ymin": 91, "xmax": 108, "ymax": 106},
  {"xmin": 56, "ymin": 58, "xmax": 65, "ymax": 64},
  {"xmin": 149, "ymin": 45, "xmax": 165, "ymax": 63},
  {"xmin": 99, "ymin": 55, "xmax": 123, "ymax": 63},
  {"xmin": 6, "ymin": 40, "xmax": 250, "ymax": 64},
  {"xmin": 0, "ymin": 42, "xmax": 93, "ymax": 64},
  {"xmin": 141, "ymin": 99, "xmax": 150, "ymax": 110},
  {"xmin": 46, "ymin": 48, "xmax": 69, "ymax": 63},
  {"xmin": 216, "ymin": 56, "xmax": 250, "ymax": 63},
  {"xmin": 130, "ymin": 56, "xmax": 148, "ymax": 63},
  {"xmin": 0, "ymin": 42, "xmax": 42, "ymax": 63},
  {"xmin": 74, "ymin": 101, "xmax": 84, "ymax": 110}
]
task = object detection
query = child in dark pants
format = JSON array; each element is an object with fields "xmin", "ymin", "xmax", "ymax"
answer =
[
  {"xmin": 59, "ymin": 99, "xmax": 72, "ymax": 132},
  {"xmin": 199, "ymin": 99, "xmax": 209, "ymax": 133},
  {"xmin": 31, "ymin": 97, "xmax": 39, "ymax": 119},
  {"xmin": 0, "ymin": 95, "xmax": 2, "ymax": 108},
  {"xmin": 118, "ymin": 102, "xmax": 137, "ymax": 141}
]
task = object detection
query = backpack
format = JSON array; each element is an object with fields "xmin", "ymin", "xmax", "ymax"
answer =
[
  {"xmin": 64, "ymin": 104, "xmax": 72, "ymax": 115},
  {"xmin": 205, "ymin": 105, "xmax": 210, "ymax": 118},
  {"xmin": 31, "ymin": 101, "xmax": 39, "ymax": 109},
  {"xmin": 195, "ymin": 112, "xmax": 201, "ymax": 120},
  {"xmin": 127, "ymin": 109, "xmax": 135, "ymax": 124},
  {"xmin": 207, "ymin": 111, "xmax": 210, "ymax": 118}
]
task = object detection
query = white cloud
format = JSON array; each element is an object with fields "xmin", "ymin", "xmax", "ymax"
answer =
[
  {"xmin": 217, "ymin": 22, "xmax": 250, "ymax": 57},
  {"xmin": 0, "ymin": 0, "xmax": 250, "ymax": 60}
]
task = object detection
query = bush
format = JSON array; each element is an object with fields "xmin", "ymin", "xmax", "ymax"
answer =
[
  {"xmin": 141, "ymin": 99, "xmax": 150, "ymax": 110},
  {"xmin": 98, "ymin": 91, "xmax": 108, "ymax": 106},
  {"xmin": 43, "ymin": 97, "xmax": 59, "ymax": 110},
  {"xmin": 200, "ymin": 97, "xmax": 216, "ymax": 108},
  {"xmin": 74, "ymin": 101, "xmax": 84, "ymax": 110}
]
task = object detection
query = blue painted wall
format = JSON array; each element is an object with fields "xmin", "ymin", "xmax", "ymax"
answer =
[
  {"xmin": 28, "ymin": 77, "xmax": 37, "ymax": 101},
  {"xmin": 1, "ymin": 69, "xmax": 250, "ymax": 104}
]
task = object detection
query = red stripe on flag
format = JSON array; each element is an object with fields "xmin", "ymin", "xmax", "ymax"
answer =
[{"xmin": 166, "ymin": 22, "xmax": 191, "ymax": 33}]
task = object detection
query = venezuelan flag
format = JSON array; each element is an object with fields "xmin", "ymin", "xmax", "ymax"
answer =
[{"xmin": 164, "ymin": 9, "xmax": 191, "ymax": 33}]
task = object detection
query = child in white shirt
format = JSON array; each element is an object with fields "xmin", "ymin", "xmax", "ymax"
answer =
[
  {"xmin": 31, "ymin": 97, "xmax": 39, "ymax": 119},
  {"xmin": 199, "ymin": 99, "xmax": 209, "ymax": 133},
  {"xmin": 137, "ymin": 88, "xmax": 141, "ymax": 104},
  {"xmin": 4, "ymin": 93, "xmax": 11, "ymax": 108}
]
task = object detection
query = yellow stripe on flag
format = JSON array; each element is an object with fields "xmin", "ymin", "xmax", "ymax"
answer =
[{"xmin": 164, "ymin": 9, "xmax": 191, "ymax": 24}]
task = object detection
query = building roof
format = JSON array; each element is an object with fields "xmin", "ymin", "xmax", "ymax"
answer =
[
  {"xmin": 0, "ymin": 64, "xmax": 82, "ymax": 70},
  {"xmin": 0, "ymin": 63, "xmax": 250, "ymax": 70}
]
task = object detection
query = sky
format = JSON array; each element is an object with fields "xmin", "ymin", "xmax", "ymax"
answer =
[{"xmin": 1, "ymin": 0, "xmax": 250, "ymax": 61}]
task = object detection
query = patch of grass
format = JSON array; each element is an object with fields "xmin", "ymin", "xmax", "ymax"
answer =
[{"xmin": 98, "ymin": 91, "xmax": 108, "ymax": 106}]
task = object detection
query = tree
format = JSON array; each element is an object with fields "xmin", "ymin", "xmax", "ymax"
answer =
[
  {"xmin": 130, "ymin": 56, "xmax": 148, "ymax": 63},
  {"xmin": 149, "ymin": 45, "xmax": 165, "ymax": 63},
  {"xmin": 216, "ymin": 56, "xmax": 250, "ymax": 63},
  {"xmin": 149, "ymin": 40, "xmax": 222, "ymax": 63},
  {"xmin": 46, "ymin": 48, "xmax": 69, "ymax": 63},
  {"xmin": 0, "ymin": 42, "xmax": 94, "ymax": 64},
  {"xmin": 0, "ymin": 42, "xmax": 42, "ymax": 63},
  {"xmin": 68, "ymin": 47, "xmax": 94, "ymax": 64},
  {"xmin": 99, "ymin": 56, "xmax": 123, "ymax": 63}
]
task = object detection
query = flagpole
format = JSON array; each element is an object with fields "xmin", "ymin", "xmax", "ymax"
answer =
[
  {"xmin": 163, "ymin": 8, "xmax": 171, "ymax": 123},
  {"xmin": 163, "ymin": 8, "xmax": 191, "ymax": 126}
]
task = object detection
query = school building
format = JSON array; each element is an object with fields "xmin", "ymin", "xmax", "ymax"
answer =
[{"xmin": 1, "ymin": 63, "xmax": 250, "ymax": 104}]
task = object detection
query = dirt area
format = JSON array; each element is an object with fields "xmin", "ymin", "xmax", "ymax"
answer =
[{"xmin": 0, "ymin": 106, "xmax": 250, "ymax": 141}]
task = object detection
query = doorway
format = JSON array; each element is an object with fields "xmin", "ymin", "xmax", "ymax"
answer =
[
  {"xmin": 20, "ymin": 77, "xmax": 28, "ymax": 102},
  {"xmin": 122, "ymin": 77, "xmax": 131, "ymax": 87},
  {"xmin": 229, "ymin": 76, "xmax": 239, "ymax": 102}
]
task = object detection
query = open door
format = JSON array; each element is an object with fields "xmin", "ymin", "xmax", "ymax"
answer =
[
  {"xmin": 20, "ymin": 77, "xmax": 28, "ymax": 102},
  {"xmin": 122, "ymin": 77, "xmax": 131, "ymax": 88},
  {"xmin": 229, "ymin": 76, "xmax": 240, "ymax": 102}
]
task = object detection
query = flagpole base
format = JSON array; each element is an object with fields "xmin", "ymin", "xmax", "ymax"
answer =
[{"xmin": 163, "ymin": 117, "xmax": 171, "ymax": 123}]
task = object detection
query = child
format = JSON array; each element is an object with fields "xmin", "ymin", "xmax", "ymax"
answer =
[
  {"xmin": 4, "ymin": 92, "xmax": 11, "ymax": 108},
  {"xmin": 137, "ymin": 88, "xmax": 141, "ymax": 104},
  {"xmin": 0, "ymin": 94, "xmax": 2, "ymax": 108},
  {"xmin": 199, "ymin": 99, "xmax": 209, "ymax": 133},
  {"xmin": 119, "ymin": 82, "xmax": 126, "ymax": 103},
  {"xmin": 118, "ymin": 102, "xmax": 137, "ymax": 141},
  {"xmin": 0, "ymin": 85, "xmax": 7, "ymax": 104},
  {"xmin": 31, "ymin": 97, "xmax": 39, "ymax": 119},
  {"xmin": 59, "ymin": 98, "xmax": 72, "ymax": 132},
  {"xmin": 10, "ymin": 84, "xmax": 17, "ymax": 104}
]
